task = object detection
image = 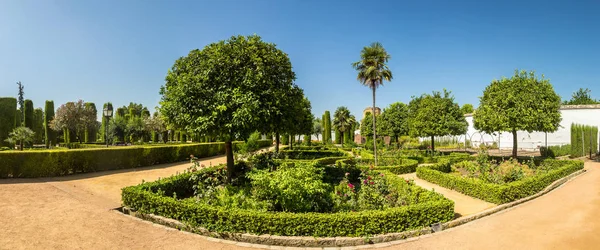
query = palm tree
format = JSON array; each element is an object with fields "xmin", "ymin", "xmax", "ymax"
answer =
[
  {"xmin": 352, "ymin": 42, "xmax": 393, "ymax": 166},
  {"xmin": 333, "ymin": 106, "xmax": 356, "ymax": 145}
]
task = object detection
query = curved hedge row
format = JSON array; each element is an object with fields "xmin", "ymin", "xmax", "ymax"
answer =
[
  {"xmin": 122, "ymin": 167, "xmax": 455, "ymax": 237},
  {"xmin": 0, "ymin": 140, "xmax": 272, "ymax": 178},
  {"xmin": 416, "ymin": 159, "xmax": 584, "ymax": 204},
  {"xmin": 366, "ymin": 159, "xmax": 419, "ymax": 174}
]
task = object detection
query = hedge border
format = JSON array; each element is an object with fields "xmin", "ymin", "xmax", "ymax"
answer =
[
  {"xmin": 118, "ymin": 168, "xmax": 586, "ymax": 247},
  {"xmin": 121, "ymin": 167, "xmax": 455, "ymax": 239},
  {"xmin": 0, "ymin": 140, "xmax": 272, "ymax": 178},
  {"xmin": 416, "ymin": 159, "xmax": 584, "ymax": 204}
]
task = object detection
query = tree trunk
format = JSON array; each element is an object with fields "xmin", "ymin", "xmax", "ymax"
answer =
[
  {"xmin": 372, "ymin": 87, "xmax": 378, "ymax": 166},
  {"xmin": 275, "ymin": 132, "xmax": 280, "ymax": 153},
  {"xmin": 225, "ymin": 140, "xmax": 234, "ymax": 183},
  {"xmin": 431, "ymin": 135, "xmax": 435, "ymax": 152},
  {"xmin": 512, "ymin": 129, "xmax": 518, "ymax": 159},
  {"xmin": 289, "ymin": 134, "xmax": 293, "ymax": 150},
  {"xmin": 20, "ymin": 139, "xmax": 23, "ymax": 151}
]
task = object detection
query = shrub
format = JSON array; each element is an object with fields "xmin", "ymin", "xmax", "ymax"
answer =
[
  {"xmin": 570, "ymin": 123, "xmax": 598, "ymax": 157},
  {"xmin": 417, "ymin": 159, "xmax": 583, "ymax": 204},
  {"xmin": 540, "ymin": 144, "xmax": 570, "ymax": 158},
  {"xmin": 0, "ymin": 97, "xmax": 17, "ymax": 147},
  {"xmin": 122, "ymin": 167, "xmax": 455, "ymax": 237},
  {"xmin": 276, "ymin": 150, "xmax": 346, "ymax": 160},
  {"xmin": 358, "ymin": 158, "xmax": 419, "ymax": 174},
  {"xmin": 248, "ymin": 163, "xmax": 332, "ymax": 212},
  {"xmin": 0, "ymin": 142, "xmax": 248, "ymax": 178}
]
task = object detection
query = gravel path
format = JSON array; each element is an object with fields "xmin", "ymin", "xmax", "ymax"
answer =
[{"xmin": 1, "ymin": 154, "xmax": 598, "ymax": 250}]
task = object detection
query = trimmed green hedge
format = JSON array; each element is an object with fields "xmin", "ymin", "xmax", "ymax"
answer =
[
  {"xmin": 277, "ymin": 150, "xmax": 346, "ymax": 159},
  {"xmin": 0, "ymin": 97, "xmax": 17, "ymax": 147},
  {"xmin": 0, "ymin": 140, "xmax": 272, "ymax": 178},
  {"xmin": 364, "ymin": 159, "xmax": 420, "ymax": 175},
  {"xmin": 416, "ymin": 159, "xmax": 584, "ymax": 204},
  {"xmin": 122, "ymin": 167, "xmax": 454, "ymax": 237}
]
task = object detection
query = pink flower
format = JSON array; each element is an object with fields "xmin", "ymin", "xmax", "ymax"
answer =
[
  {"xmin": 380, "ymin": 173, "xmax": 384, "ymax": 177},
  {"xmin": 347, "ymin": 183, "xmax": 354, "ymax": 189},
  {"xmin": 345, "ymin": 172, "xmax": 350, "ymax": 177},
  {"xmin": 363, "ymin": 180, "xmax": 368, "ymax": 184}
]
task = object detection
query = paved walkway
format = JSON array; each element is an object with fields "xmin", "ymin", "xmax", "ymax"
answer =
[
  {"xmin": 1, "ymin": 154, "xmax": 599, "ymax": 249},
  {"xmin": 398, "ymin": 172, "xmax": 496, "ymax": 217}
]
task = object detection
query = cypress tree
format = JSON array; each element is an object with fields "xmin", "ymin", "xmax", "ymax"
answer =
[
  {"xmin": 33, "ymin": 108, "xmax": 44, "ymax": 144},
  {"xmin": 180, "ymin": 131, "xmax": 187, "ymax": 143},
  {"xmin": 0, "ymin": 98, "xmax": 17, "ymax": 147},
  {"xmin": 100, "ymin": 103, "xmax": 113, "ymax": 143},
  {"xmin": 44, "ymin": 101, "xmax": 56, "ymax": 148},
  {"xmin": 24, "ymin": 99, "xmax": 34, "ymax": 130},
  {"xmin": 84, "ymin": 102, "xmax": 98, "ymax": 143},
  {"xmin": 335, "ymin": 128, "xmax": 342, "ymax": 144},
  {"xmin": 323, "ymin": 111, "xmax": 332, "ymax": 144},
  {"xmin": 303, "ymin": 134, "xmax": 311, "ymax": 146}
]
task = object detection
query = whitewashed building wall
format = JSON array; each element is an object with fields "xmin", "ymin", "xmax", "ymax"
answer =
[{"xmin": 459, "ymin": 105, "xmax": 600, "ymax": 150}]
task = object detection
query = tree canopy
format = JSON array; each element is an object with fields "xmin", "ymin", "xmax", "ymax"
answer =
[
  {"xmin": 378, "ymin": 102, "xmax": 409, "ymax": 142},
  {"xmin": 159, "ymin": 35, "xmax": 298, "ymax": 180},
  {"xmin": 408, "ymin": 89, "xmax": 467, "ymax": 151},
  {"xmin": 473, "ymin": 70, "xmax": 561, "ymax": 158},
  {"xmin": 460, "ymin": 104, "xmax": 474, "ymax": 114},
  {"xmin": 563, "ymin": 88, "xmax": 599, "ymax": 105},
  {"xmin": 332, "ymin": 106, "xmax": 356, "ymax": 144},
  {"xmin": 50, "ymin": 100, "xmax": 97, "ymax": 143}
]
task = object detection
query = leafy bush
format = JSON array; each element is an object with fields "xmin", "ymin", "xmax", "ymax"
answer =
[
  {"xmin": 248, "ymin": 163, "xmax": 332, "ymax": 212},
  {"xmin": 417, "ymin": 159, "xmax": 584, "ymax": 204},
  {"xmin": 0, "ymin": 97, "xmax": 17, "ymax": 147},
  {"xmin": 122, "ymin": 166, "xmax": 455, "ymax": 237}
]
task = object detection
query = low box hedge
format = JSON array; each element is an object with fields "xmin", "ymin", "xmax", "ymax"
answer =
[
  {"xmin": 0, "ymin": 140, "xmax": 272, "ymax": 178},
  {"xmin": 416, "ymin": 159, "xmax": 584, "ymax": 204},
  {"xmin": 121, "ymin": 167, "xmax": 455, "ymax": 237},
  {"xmin": 277, "ymin": 149, "xmax": 346, "ymax": 160}
]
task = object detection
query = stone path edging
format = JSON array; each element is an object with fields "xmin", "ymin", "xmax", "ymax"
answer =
[{"xmin": 119, "ymin": 169, "xmax": 586, "ymax": 249}]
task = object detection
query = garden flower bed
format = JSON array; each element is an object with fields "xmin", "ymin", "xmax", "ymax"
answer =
[
  {"xmin": 121, "ymin": 154, "xmax": 454, "ymax": 237},
  {"xmin": 416, "ymin": 156, "xmax": 584, "ymax": 204}
]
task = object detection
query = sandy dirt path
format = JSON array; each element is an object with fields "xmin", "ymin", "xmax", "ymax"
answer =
[{"xmin": 1, "ymin": 153, "xmax": 598, "ymax": 250}]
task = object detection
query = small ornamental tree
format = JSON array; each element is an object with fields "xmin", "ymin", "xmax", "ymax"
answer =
[
  {"xmin": 408, "ymin": 89, "xmax": 467, "ymax": 151},
  {"xmin": 5, "ymin": 127, "xmax": 35, "ymax": 151},
  {"xmin": 50, "ymin": 100, "xmax": 97, "ymax": 143},
  {"xmin": 460, "ymin": 104, "xmax": 474, "ymax": 115},
  {"xmin": 378, "ymin": 102, "xmax": 409, "ymax": 143},
  {"xmin": 333, "ymin": 106, "xmax": 356, "ymax": 145},
  {"xmin": 474, "ymin": 70, "xmax": 561, "ymax": 158},
  {"xmin": 0, "ymin": 98, "xmax": 17, "ymax": 147},
  {"xmin": 160, "ymin": 35, "xmax": 297, "ymax": 182}
]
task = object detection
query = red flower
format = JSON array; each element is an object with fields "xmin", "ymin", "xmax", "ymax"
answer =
[
  {"xmin": 367, "ymin": 176, "xmax": 372, "ymax": 180},
  {"xmin": 363, "ymin": 180, "xmax": 368, "ymax": 184},
  {"xmin": 369, "ymin": 181, "xmax": 374, "ymax": 185},
  {"xmin": 347, "ymin": 183, "xmax": 354, "ymax": 189}
]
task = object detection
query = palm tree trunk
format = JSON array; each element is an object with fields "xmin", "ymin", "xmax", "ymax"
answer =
[
  {"xmin": 372, "ymin": 87, "xmax": 377, "ymax": 166},
  {"xmin": 512, "ymin": 129, "xmax": 518, "ymax": 159}
]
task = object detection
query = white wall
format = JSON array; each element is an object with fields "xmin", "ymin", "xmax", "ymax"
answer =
[{"xmin": 459, "ymin": 107, "xmax": 600, "ymax": 150}]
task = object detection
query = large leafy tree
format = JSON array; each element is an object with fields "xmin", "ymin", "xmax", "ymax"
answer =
[
  {"xmin": 160, "ymin": 35, "xmax": 297, "ymax": 181},
  {"xmin": 408, "ymin": 89, "xmax": 467, "ymax": 151},
  {"xmin": 563, "ymin": 88, "xmax": 599, "ymax": 105},
  {"xmin": 474, "ymin": 70, "xmax": 561, "ymax": 158},
  {"xmin": 352, "ymin": 42, "xmax": 393, "ymax": 165},
  {"xmin": 333, "ymin": 106, "xmax": 356, "ymax": 144},
  {"xmin": 50, "ymin": 100, "xmax": 97, "ymax": 143},
  {"xmin": 313, "ymin": 117, "xmax": 322, "ymax": 141},
  {"xmin": 378, "ymin": 102, "xmax": 409, "ymax": 143}
]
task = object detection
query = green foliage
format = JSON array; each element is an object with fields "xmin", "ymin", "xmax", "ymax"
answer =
[
  {"xmin": 33, "ymin": 108, "xmax": 44, "ymax": 144},
  {"xmin": 417, "ymin": 159, "xmax": 583, "ymax": 204},
  {"xmin": 238, "ymin": 131, "xmax": 262, "ymax": 153},
  {"xmin": 378, "ymin": 102, "xmax": 409, "ymax": 142},
  {"xmin": 540, "ymin": 144, "xmax": 571, "ymax": 158},
  {"xmin": 313, "ymin": 118, "xmax": 322, "ymax": 141},
  {"xmin": 122, "ymin": 167, "xmax": 454, "ymax": 237},
  {"xmin": 50, "ymin": 100, "xmax": 97, "ymax": 143},
  {"xmin": 44, "ymin": 101, "xmax": 56, "ymax": 148},
  {"xmin": 0, "ymin": 98, "xmax": 17, "ymax": 147},
  {"xmin": 84, "ymin": 103, "xmax": 98, "ymax": 143},
  {"xmin": 334, "ymin": 128, "xmax": 342, "ymax": 144},
  {"xmin": 570, "ymin": 123, "xmax": 598, "ymax": 157},
  {"xmin": 303, "ymin": 134, "xmax": 311, "ymax": 145},
  {"xmin": 563, "ymin": 88, "xmax": 599, "ymax": 105},
  {"xmin": 333, "ymin": 106, "xmax": 356, "ymax": 144},
  {"xmin": 16, "ymin": 82, "xmax": 24, "ymax": 125},
  {"xmin": 460, "ymin": 104, "xmax": 474, "ymax": 114},
  {"xmin": 24, "ymin": 99, "xmax": 34, "ymax": 131},
  {"xmin": 358, "ymin": 158, "xmax": 419, "ymax": 174},
  {"xmin": 248, "ymin": 164, "xmax": 332, "ymax": 212},
  {"xmin": 276, "ymin": 149, "xmax": 345, "ymax": 160},
  {"xmin": 323, "ymin": 111, "xmax": 332, "ymax": 144},
  {"xmin": 4, "ymin": 127, "xmax": 35, "ymax": 150},
  {"xmin": 0, "ymin": 142, "xmax": 246, "ymax": 178},
  {"xmin": 408, "ymin": 89, "xmax": 467, "ymax": 151},
  {"xmin": 474, "ymin": 70, "xmax": 562, "ymax": 157}
]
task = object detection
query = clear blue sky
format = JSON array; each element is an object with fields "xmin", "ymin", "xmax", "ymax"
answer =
[{"xmin": 1, "ymin": 0, "xmax": 599, "ymax": 121}]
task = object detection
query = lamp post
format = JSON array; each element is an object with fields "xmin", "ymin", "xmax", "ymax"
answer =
[{"xmin": 103, "ymin": 106, "xmax": 113, "ymax": 148}]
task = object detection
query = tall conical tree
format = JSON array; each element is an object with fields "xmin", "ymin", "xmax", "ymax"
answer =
[
  {"xmin": 100, "ymin": 103, "xmax": 113, "ymax": 143},
  {"xmin": 84, "ymin": 102, "xmax": 98, "ymax": 143},
  {"xmin": 0, "ymin": 98, "xmax": 17, "ymax": 147},
  {"xmin": 352, "ymin": 42, "xmax": 393, "ymax": 166},
  {"xmin": 24, "ymin": 99, "xmax": 34, "ymax": 130},
  {"xmin": 44, "ymin": 100, "xmax": 56, "ymax": 148},
  {"xmin": 323, "ymin": 111, "xmax": 332, "ymax": 144}
]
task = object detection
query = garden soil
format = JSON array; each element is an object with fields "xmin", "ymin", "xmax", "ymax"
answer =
[{"xmin": 1, "ymin": 153, "xmax": 599, "ymax": 249}]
